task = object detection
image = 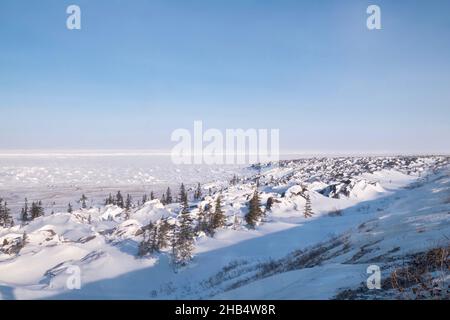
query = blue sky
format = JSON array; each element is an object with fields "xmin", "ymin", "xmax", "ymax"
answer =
[{"xmin": 1, "ymin": 0, "xmax": 450, "ymax": 153}]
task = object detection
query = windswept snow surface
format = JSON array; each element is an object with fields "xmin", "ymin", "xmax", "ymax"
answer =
[
  {"xmin": 0, "ymin": 155, "xmax": 449, "ymax": 299},
  {"xmin": 0, "ymin": 153, "xmax": 254, "ymax": 214}
]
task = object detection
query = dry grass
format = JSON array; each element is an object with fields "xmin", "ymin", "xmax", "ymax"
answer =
[
  {"xmin": 389, "ymin": 246, "xmax": 449, "ymax": 299},
  {"xmin": 335, "ymin": 244, "xmax": 449, "ymax": 300}
]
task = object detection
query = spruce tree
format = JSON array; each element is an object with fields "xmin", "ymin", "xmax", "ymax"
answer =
[
  {"xmin": 116, "ymin": 191, "xmax": 124, "ymax": 208},
  {"xmin": 142, "ymin": 194, "xmax": 148, "ymax": 204},
  {"xmin": 21, "ymin": 198, "xmax": 29, "ymax": 222},
  {"xmin": 30, "ymin": 201, "xmax": 44, "ymax": 219},
  {"xmin": 109, "ymin": 193, "xmax": 114, "ymax": 205},
  {"xmin": 80, "ymin": 194, "xmax": 88, "ymax": 209},
  {"xmin": 245, "ymin": 189, "xmax": 262, "ymax": 228},
  {"xmin": 266, "ymin": 197, "xmax": 274, "ymax": 212},
  {"xmin": 125, "ymin": 194, "xmax": 132, "ymax": 210},
  {"xmin": 138, "ymin": 222, "xmax": 155, "ymax": 256},
  {"xmin": 196, "ymin": 206, "xmax": 208, "ymax": 233},
  {"xmin": 194, "ymin": 183, "xmax": 202, "ymax": 200},
  {"xmin": 211, "ymin": 195, "xmax": 226, "ymax": 230},
  {"xmin": 179, "ymin": 183, "xmax": 188, "ymax": 213},
  {"xmin": 37, "ymin": 201, "xmax": 44, "ymax": 218},
  {"xmin": 166, "ymin": 187, "xmax": 173, "ymax": 204},
  {"xmin": 138, "ymin": 230, "xmax": 148, "ymax": 256},
  {"xmin": 67, "ymin": 202, "xmax": 73, "ymax": 214},
  {"xmin": 203, "ymin": 204, "xmax": 215, "ymax": 236},
  {"xmin": 172, "ymin": 205, "xmax": 195, "ymax": 267},
  {"xmin": 21, "ymin": 208, "xmax": 26, "ymax": 222},
  {"xmin": 197, "ymin": 205, "xmax": 215, "ymax": 235},
  {"xmin": 161, "ymin": 193, "xmax": 166, "ymax": 205},
  {"xmin": 179, "ymin": 183, "xmax": 187, "ymax": 203},
  {"xmin": 122, "ymin": 194, "xmax": 132, "ymax": 219},
  {"xmin": 139, "ymin": 220, "xmax": 173, "ymax": 257},
  {"xmin": 145, "ymin": 223, "xmax": 158, "ymax": 253},
  {"xmin": 157, "ymin": 219, "xmax": 171, "ymax": 249},
  {"xmin": 150, "ymin": 191, "xmax": 155, "ymax": 201},
  {"xmin": 303, "ymin": 194, "xmax": 314, "ymax": 218},
  {"xmin": 0, "ymin": 200, "xmax": 13, "ymax": 228}
]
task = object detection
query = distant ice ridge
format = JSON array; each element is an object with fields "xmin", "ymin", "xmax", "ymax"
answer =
[{"xmin": 0, "ymin": 154, "xmax": 255, "ymax": 213}]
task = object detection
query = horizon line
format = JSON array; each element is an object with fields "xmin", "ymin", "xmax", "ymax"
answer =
[{"xmin": 0, "ymin": 149, "xmax": 448, "ymax": 158}]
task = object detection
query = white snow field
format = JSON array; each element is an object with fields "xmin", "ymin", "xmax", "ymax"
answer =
[
  {"xmin": 0, "ymin": 155, "xmax": 449, "ymax": 300},
  {"xmin": 0, "ymin": 152, "xmax": 254, "ymax": 214}
]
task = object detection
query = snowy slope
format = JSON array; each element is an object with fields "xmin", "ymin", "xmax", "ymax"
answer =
[
  {"xmin": 0, "ymin": 156, "xmax": 449, "ymax": 300},
  {"xmin": 215, "ymin": 172, "xmax": 450, "ymax": 299}
]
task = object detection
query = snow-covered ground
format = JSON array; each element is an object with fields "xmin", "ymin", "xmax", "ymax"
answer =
[
  {"xmin": 0, "ymin": 153, "xmax": 255, "ymax": 214},
  {"xmin": 0, "ymin": 155, "xmax": 449, "ymax": 300}
]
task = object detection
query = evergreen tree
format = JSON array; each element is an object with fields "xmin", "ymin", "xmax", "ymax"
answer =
[
  {"xmin": 105, "ymin": 195, "xmax": 109, "ymax": 206},
  {"xmin": 142, "ymin": 194, "xmax": 148, "ymax": 204},
  {"xmin": 200, "ymin": 204, "xmax": 214, "ymax": 236},
  {"xmin": 172, "ymin": 205, "xmax": 195, "ymax": 267},
  {"xmin": 21, "ymin": 198, "xmax": 29, "ymax": 222},
  {"xmin": 125, "ymin": 194, "xmax": 132, "ymax": 211},
  {"xmin": 109, "ymin": 193, "xmax": 114, "ymax": 205},
  {"xmin": 197, "ymin": 205, "xmax": 215, "ymax": 235},
  {"xmin": 116, "ymin": 191, "xmax": 124, "ymax": 208},
  {"xmin": 149, "ymin": 223, "xmax": 159, "ymax": 252},
  {"xmin": 245, "ymin": 189, "xmax": 263, "ymax": 228},
  {"xmin": 179, "ymin": 183, "xmax": 186, "ymax": 201},
  {"xmin": 80, "ymin": 194, "xmax": 88, "ymax": 209},
  {"xmin": 161, "ymin": 193, "xmax": 166, "ymax": 205},
  {"xmin": 194, "ymin": 183, "xmax": 202, "ymax": 200},
  {"xmin": 138, "ymin": 222, "xmax": 155, "ymax": 256},
  {"xmin": 0, "ymin": 200, "xmax": 13, "ymax": 228},
  {"xmin": 124, "ymin": 194, "xmax": 133, "ymax": 219},
  {"xmin": 303, "ymin": 193, "xmax": 314, "ymax": 218},
  {"xmin": 211, "ymin": 195, "xmax": 226, "ymax": 230},
  {"xmin": 30, "ymin": 201, "xmax": 44, "ymax": 219},
  {"xmin": 166, "ymin": 187, "xmax": 173, "ymax": 204},
  {"xmin": 21, "ymin": 208, "xmax": 25, "ymax": 222},
  {"xmin": 150, "ymin": 191, "xmax": 155, "ymax": 201},
  {"xmin": 195, "ymin": 204, "xmax": 215, "ymax": 237},
  {"xmin": 67, "ymin": 202, "xmax": 73, "ymax": 214},
  {"xmin": 139, "ymin": 220, "xmax": 171, "ymax": 256},
  {"xmin": 157, "ymin": 219, "xmax": 171, "ymax": 249},
  {"xmin": 179, "ymin": 183, "xmax": 188, "ymax": 213},
  {"xmin": 196, "ymin": 206, "xmax": 207, "ymax": 233},
  {"xmin": 266, "ymin": 197, "xmax": 274, "ymax": 212}
]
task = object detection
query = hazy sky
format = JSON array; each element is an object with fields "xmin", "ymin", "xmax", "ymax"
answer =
[{"xmin": 1, "ymin": 0, "xmax": 450, "ymax": 153}]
